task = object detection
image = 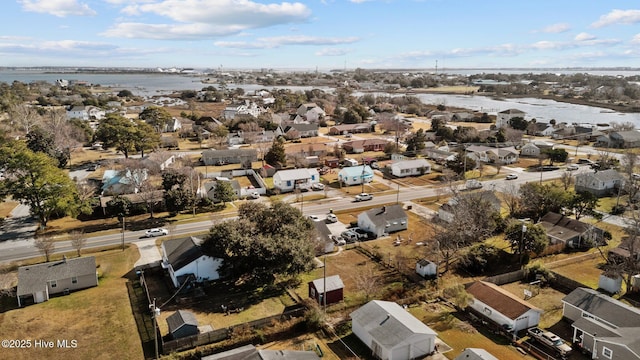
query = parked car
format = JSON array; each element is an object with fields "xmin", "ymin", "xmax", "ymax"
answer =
[
  {"xmin": 354, "ymin": 193, "xmax": 373, "ymax": 202},
  {"xmin": 325, "ymin": 213, "xmax": 338, "ymax": 223},
  {"xmin": 340, "ymin": 230, "xmax": 359, "ymax": 243},
  {"xmin": 353, "ymin": 227, "xmax": 374, "ymax": 240},
  {"xmin": 144, "ymin": 228, "xmax": 168, "ymax": 237},
  {"xmin": 308, "ymin": 215, "xmax": 320, "ymax": 221},
  {"xmin": 505, "ymin": 174, "xmax": 518, "ymax": 180},
  {"xmin": 567, "ymin": 164, "xmax": 579, "ymax": 171},
  {"xmin": 332, "ymin": 235, "xmax": 346, "ymax": 246},
  {"xmin": 465, "ymin": 179, "xmax": 483, "ymax": 189},
  {"xmin": 311, "ymin": 183, "xmax": 325, "ymax": 191}
]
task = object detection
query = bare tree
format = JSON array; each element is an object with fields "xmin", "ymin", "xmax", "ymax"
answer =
[
  {"xmin": 560, "ymin": 171, "xmax": 574, "ymax": 191},
  {"xmin": 504, "ymin": 128, "xmax": 524, "ymax": 145},
  {"xmin": 69, "ymin": 231, "xmax": 86, "ymax": 257},
  {"xmin": 353, "ymin": 264, "xmax": 380, "ymax": 302},
  {"xmin": 35, "ymin": 235, "xmax": 56, "ymax": 262},
  {"xmin": 501, "ymin": 182, "xmax": 521, "ymax": 216},
  {"xmin": 137, "ymin": 180, "xmax": 161, "ymax": 218},
  {"xmin": 610, "ymin": 121, "xmax": 636, "ymax": 132},
  {"xmin": 603, "ymin": 210, "xmax": 640, "ymax": 293},
  {"xmin": 10, "ymin": 103, "xmax": 41, "ymax": 134}
]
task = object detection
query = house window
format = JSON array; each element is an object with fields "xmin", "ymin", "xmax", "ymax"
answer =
[
  {"xmin": 72, "ymin": 277, "xmax": 78, "ymax": 284},
  {"xmin": 602, "ymin": 346, "xmax": 613, "ymax": 359},
  {"xmin": 50, "ymin": 280, "xmax": 57, "ymax": 288}
]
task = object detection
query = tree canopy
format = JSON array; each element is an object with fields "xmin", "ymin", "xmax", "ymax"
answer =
[
  {"xmin": 201, "ymin": 201, "xmax": 317, "ymax": 284},
  {"xmin": 264, "ymin": 137, "xmax": 286, "ymax": 167},
  {"xmin": 504, "ymin": 220, "xmax": 548, "ymax": 264},
  {"xmin": 94, "ymin": 114, "xmax": 160, "ymax": 158}
]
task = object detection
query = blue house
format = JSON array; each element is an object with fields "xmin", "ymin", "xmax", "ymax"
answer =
[{"xmin": 338, "ymin": 165, "xmax": 374, "ymax": 186}]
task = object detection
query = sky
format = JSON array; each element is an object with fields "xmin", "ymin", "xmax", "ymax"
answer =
[{"xmin": 1, "ymin": 0, "xmax": 640, "ymax": 71}]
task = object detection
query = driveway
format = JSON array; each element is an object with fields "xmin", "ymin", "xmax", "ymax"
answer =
[
  {"xmin": 0, "ymin": 203, "xmax": 38, "ymax": 242},
  {"xmin": 134, "ymin": 238, "xmax": 163, "ymax": 268}
]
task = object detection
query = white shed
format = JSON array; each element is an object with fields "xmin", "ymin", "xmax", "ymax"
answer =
[
  {"xmin": 350, "ymin": 300, "xmax": 436, "ymax": 360},
  {"xmin": 415, "ymin": 259, "xmax": 437, "ymax": 278}
]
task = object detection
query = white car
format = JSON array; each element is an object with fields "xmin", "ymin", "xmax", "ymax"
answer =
[
  {"xmin": 249, "ymin": 192, "xmax": 260, "ymax": 199},
  {"xmin": 308, "ymin": 215, "xmax": 320, "ymax": 221},
  {"xmin": 144, "ymin": 228, "xmax": 168, "ymax": 237},
  {"xmin": 567, "ymin": 164, "xmax": 579, "ymax": 171},
  {"xmin": 311, "ymin": 183, "xmax": 325, "ymax": 191},
  {"xmin": 326, "ymin": 213, "xmax": 338, "ymax": 223},
  {"xmin": 505, "ymin": 174, "xmax": 518, "ymax": 180},
  {"xmin": 354, "ymin": 193, "xmax": 373, "ymax": 202}
]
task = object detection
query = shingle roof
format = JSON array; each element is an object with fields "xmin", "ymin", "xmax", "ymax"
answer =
[
  {"xmin": 350, "ymin": 300, "xmax": 436, "ymax": 349},
  {"xmin": 311, "ymin": 275, "xmax": 344, "ymax": 293},
  {"xmin": 538, "ymin": 212, "xmax": 604, "ymax": 243},
  {"xmin": 202, "ymin": 345, "xmax": 321, "ymax": 360},
  {"xmin": 392, "ymin": 158, "xmax": 430, "ymax": 170},
  {"xmin": 467, "ymin": 281, "xmax": 542, "ymax": 320},
  {"xmin": 163, "ymin": 237, "xmax": 205, "ymax": 272},
  {"xmin": 360, "ymin": 204, "xmax": 407, "ymax": 228},
  {"xmin": 274, "ymin": 168, "xmax": 318, "ymax": 181},
  {"xmin": 499, "ymin": 108, "xmax": 525, "ymax": 114},
  {"xmin": 562, "ymin": 288, "xmax": 640, "ymax": 328},
  {"xmin": 167, "ymin": 310, "xmax": 199, "ymax": 334},
  {"xmin": 17, "ymin": 257, "xmax": 96, "ymax": 296},
  {"xmin": 577, "ymin": 169, "xmax": 624, "ymax": 183}
]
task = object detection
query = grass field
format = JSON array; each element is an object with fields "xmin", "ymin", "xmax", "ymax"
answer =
[{"xmin": 0, "ymin": 246, "xmax": 143, "ymax": 360}]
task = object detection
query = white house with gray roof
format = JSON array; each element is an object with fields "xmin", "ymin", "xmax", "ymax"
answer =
[
  {"xmin": 272, "ymin": 168, "xmax": 319, "ymax": 193},
  {"xmin": 575, "ymin": 169, "xmax": 624, "ymax": 197},
  {"xmin": 357, "ymin": 204, "xmax": 408, "ymax": 238},
  {"xmin": 390, "ymin": 158, "xmax": 431, "ymax": 177},
  {"xmin": 562, "ymin": 287, "xmax": 640, "ymax": 360},
  {"xmin": 496, "ymin": 108, "xmax": 525, "ymax": 129},
  {"xmin": 350, "ymin": 300, "xmax": 436, "ymax": 360},
  {"xmin": 16, "ymin": 256, "xmax": 97, "ymax": 307},
  {"xmin": 161, "ymin": 237, "xmax": 222, "ymax": 288}
]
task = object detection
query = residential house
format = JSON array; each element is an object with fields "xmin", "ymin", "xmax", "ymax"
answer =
[
  {"xmin": 415, "ymin": 259, "xmax": 437, "ymax": 278},
  {"xmin": 562, "ymin": 287, "xmax": 640, "ymax": 360},
  {"xmin": 202, "ymin": 344, "xmax": 321, "ymax": 360},
  {"xmin": 272, "ymin": 168, "xmax": 320, "ymax": 193},
  {"xmin": 167, "ymin": 310, "xmax": 199, "ymax": 339},
  {"xmin": 423, "ymin": 148, "xmax": 457, "ymax": 164},
  {"xmin": 328, "ymin": 123, "xmax": 371, "ymax": 135},
  {"xmin": 161, "ymin": 237, "xmax": 222, "ymax": 288},
  {"xmin": 496, "ymin": 108, "xmax": 525, "ymax": 129},
  {"xmin": 465, "ymin": 145, "xmax": 492, "ymax": 163},
  {"xmin": 487, "ymin": 147, "xmax": 519, "ymax": 164},
  {"xmin": 308, "ymin": 275, "xmax": 344, "ymax": 306},
  {"xmin": 342, "ymin": 139, "xmax": 388, "ymax": 153},
  {"xmin": 283, "ymin": 123, "xmax": 319, "ymax": 139},
  {"xmin": 466, "ymin": 281, "xmax": 542, "ymax": 334},
  {"xmin": 538, "ymin": 212, "xmax": 606, "ymax": 249},
  {"xmin": 390, "ymin": 158, "xmax": 431, "ymax": 177},
  {"xmin": 610, "ymin": 130, "xmax": 640, "ymax": 148},
  {"xmin": 16, "ymin": 256, "xmax": 98, "ymax": 307},
  {"xmin": 438, "ymin": 191, "xmax": 501, "ymax": 223},
  {"xmin": 338, "ymin": 165, "xmax": 374, "ymax": 186},
  {"xmin": 101, "ymin": 168, "xmax": 148, "ymax": 196},
  {"xmin": 520, "ymin": 141, "xmax": 553, "ymax": 157},
  {"xmin": 451, "ymin": 112, "xmax": 476, "ymax": 122},
  {"xmin": 204, "ymin": 178, "xmax": 242, "ymax": 201},
  {"xmin": 66, "ymin": 105, "xmax": 89, "ymax": 120},
  {"xmin": 454, "ymin": 348, "xmax": 499, "ymax": 360},
  {"xmin": 529, "ymin": 122, "xmax": 555, "ymax": 137},
  {"xmin": 357, "ymin": 204, "xmax": 408, "ymax": 238},
  {"xmin": 575, "ymin": 169, "xmax": 624, "ymax": 197},
  {"xmin": 350, "ymin": 300, "xmax": 437, "ymax": 360},
  {"xmin": 312, "ymin": 220, "xmax": 335, "ymax": 255},
  {"xmin": 285, "ymin": 143, "xmax": 328, "ymax": 159},
  {"xmin": 201, "ymin": 149, "xmax": 258, "ymax": 166},
  {"xmin": 296, "ymin": 103, "xmax": 326, "ymax": 123}
]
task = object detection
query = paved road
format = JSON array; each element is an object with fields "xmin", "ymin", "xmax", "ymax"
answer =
[{"xmin": 0, "ymin": 166, "xmax": 572, "ymax": 265}]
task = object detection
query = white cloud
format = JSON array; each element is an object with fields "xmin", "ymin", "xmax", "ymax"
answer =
[
  {"xmin": 538, "ymin": 23, "xmax": 571, "ymax": 33},
  {"xmin": 315, "ymin": 48, "xmax": 349, "ymax": 56},
  {"xmin": 632, "ymin": 34, "xmax": 640, "ymax": 44},
  {"xmin": 18, "ymin": 0, "xmax": 96, "ymax": 17},
  {"xmin": 575, "ymin": 32, "xmax": 596, "ymax": 41},
  {"xmin": 591, "ymin": 9, "xmax": 640, "ymax": 28},
  {"xmin": 215, "ymin": 35, "xmax": 359, "ymax": 49},
  {"xmin": 105, "ymin": 0, "xmax": 311, "ymax": 39}
]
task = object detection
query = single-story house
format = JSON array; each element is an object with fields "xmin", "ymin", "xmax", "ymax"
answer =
[
  {"xmin": 201, "ymin": 148, "xmax": 258, "ymax": 166},
  {"xmin": 167, "ymin": 310, "xmax": 199, "ymax": 339},
  {"xmin": 16, "ymin": 256, "xmax": 98, "ymax": 307},
  {"xmin": 161, "ymin": 237, "xmax": 222, "ymax": 288},
  {"xmin": 272, "ymin": 168, "xmax": 319, "ymax": 193},
  {"xmin": 283, "ymin": 123, "xmax": 319, "ymax": 139},
  {"xmin": 466, "ymin": 281, "xmax": 542, "ymax": 334},
  {"xmin": 422, "ymin": 148, "xmax": 457, "ymax": 164},
  {"xmin": 529, "ymin": 122, "xmax": 555, "ymax": 137},
  {"xmin": 415, "ymin": 259, "xmax": 437, "ymax": 278},
  {"xmin": 342, "ymin": 139, "xmax": 388, "ymax": 153},
  {"xmin": 350, "ymin": 300, "xmax": 437, "ymax": 360},
  {"xmin": 575, "ymin": 169, "xmax": 624, "ymax": 197},
  {"xmin": 202, "ymin": 344, "xmax": 321, "ymax": 360},
  {"xmin": 101, "ymin": 168, "xmax": 148, "ymax": 196},
  {"xmin": 338, "ymin": 165, "xmax": 374, "ymax": 186},
  {"xmin": 538, "ymin": 212, "xmax": 607, "ymax": 249},
  {"xmin": 328, "ymin": 123, "xmax": 371, "ymax": 135},
  {"xmin": 438, "ymin": 191, "xmax": 501, "ymax": 223},
  {"xmin": 390, "ymin": 158, "xmax": 431, "ymax": 177},
  {"xmin": 487, "ymin": 147, "xmax": 519, "ymax": 164},
  {"xmin": 562, "ymin": 287, "xmax": 640, "ymax": 359},
  {"xmin": 609, "ymin": 130, "xmax": 640, "ymax": 148},
  {"xmin": 454, "ymin": 348, "xmax": 499, "ymax": 360},
  {"xmin": 308, "ymin": 274, "xmax": 344, "ymax": 306},
  {"xmin": 312, "ymin": 220, "xmax": 335, "ymax": 254},
  {"xmin": 357, "ymin": 204, "xmax": 408, "ymax": 238},
  {"xmin": 285, "ymin": 143, "xmax": 328, "ymax": 158},
  {"xmin": 520, "ymin": 142, "xmax": 541, "ymax": 157}
]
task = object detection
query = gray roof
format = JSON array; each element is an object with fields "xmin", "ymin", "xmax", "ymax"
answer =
[
  {"xmin": 167, "ymin": 309, "xmax": 199, "ymax": 334},
  {"xmin": 611, "ymin": 130, "xmax": 640, "ymax": 142},
  {"xmin": 202, "ymin": 148, "xmax": 257, "ymax": 158},
  {"xmin": 311, "ymin": 275, "xmax": 344, "ymax": 293},
  {"xmin": 454, "ymin": 348, "xmax": 499, "ymax": 360},
  {"xmin": 202, "ymin": 345, "xmax": 320, "ymax": 360},
  {"xmin": 17, "ymin": 257, "xmax": 96, "ymax": 296},
  {"xmin": 499, "ymin": 108, "xmax": 525, "ymax": 114},
  {"xmin": 285, "ymin": 123, "xmax": 318, "ymax": 132},
  {"xmin": 563, "ymin": 288, "xmax": 640, "ymax": 328},
  {"xmin": 577, "ymin": 169, "xmax": 624, "ymax": 182},
  {"xmin": 163, "ymin": 237, "xmax": 205, "ymax": 271},
  {"xmin": 392, "ymin": 158, "xmax": 430, "ymax": 170},
  {"xmin": 360, "ymin": 204, "xmax": 407, "ymax": 228},
  {"xmin": 417, "ymin": 259, "xmax": 435, "ymax": 267},
  {"xmin": 350, "ymin": 300, "xmax": 436, "ymax": 348}
]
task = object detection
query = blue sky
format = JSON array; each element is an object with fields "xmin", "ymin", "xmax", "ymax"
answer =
[{"xmin": 2, "ymin": 0, "xmax": 640, "ymax": 70}]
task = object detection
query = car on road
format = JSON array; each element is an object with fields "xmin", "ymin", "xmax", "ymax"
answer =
[
  {"xmin": 311, "ymin": 183, "xmax": 325, "ymax": 191},
  {"xmin": 249, "ymin": 191, "xmax": 260, "ymax": 199},
  {"xmin": 308, "ymin": 215, "xmax": 320, "ymax": 221},
  {"xmin": 538, "ymin": 165, "xmax": 560, "ymax": 171},
  {"xmin": 354, "ymin": 192, "xmax": 373, "ymax": 202},
  {"xmin": 505, "ymin": 174, "xmax": 518, "ymax": 180},
  {"xmin": 566, "ymin": 164, "xmax": 579, "ymax": 171},
  {"xmin": 325, "ymin": 213, "xmax": 338, "ymax": 223},
  {"xmin": 144, "ymin": 228, "xmax": 168, "ymax": 238}
]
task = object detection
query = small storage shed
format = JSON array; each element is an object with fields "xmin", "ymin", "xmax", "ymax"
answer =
[
  {"xmin": 416, "ymin": 259, "xmax": 437, "ymax": 278},
  {"xmin": 167, "ymin": 310, "xmax": 199, "ymax": 339},
  {"xmin": 308, "ymin": 275, "xmax": 344, "ymax": 305}
]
